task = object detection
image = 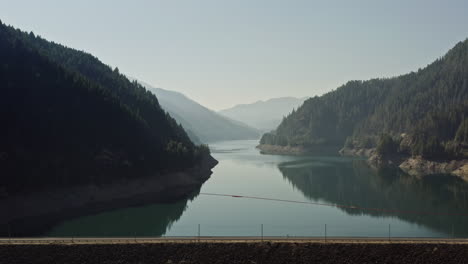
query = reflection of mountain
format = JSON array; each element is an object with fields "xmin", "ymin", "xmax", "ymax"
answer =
[
  {"xmin": 2, "ymin": 185, "xmax": 201, "ymax": 237},
  {"xmin": 46, "ymin": 189, "xmax": 200, "ymax": 237},
  {"xmin": 278, "ymin": 158, "xmax": 468, "ymax": 237}
]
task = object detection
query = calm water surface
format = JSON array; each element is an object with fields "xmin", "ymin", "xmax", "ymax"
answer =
[{"xmin": 48, "ymin": 140, "xmax": 468, "ymax": 238}]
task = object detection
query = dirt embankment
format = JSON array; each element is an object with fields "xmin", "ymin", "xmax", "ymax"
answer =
[{"xmin": 1, "ymin": 242, "xmax": 468, "ymax": 264}]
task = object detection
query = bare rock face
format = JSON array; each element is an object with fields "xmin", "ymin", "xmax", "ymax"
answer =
[
  {"xmin": 399, "ymin": 156, "xmax": 468, "ymax": 180},
  {"xmin": 453, "ymin": 164, "xmax": 468, "ymax": 181},
  {"xmin": 339, "ymin": 147, "xmax": 376, "ymax": 157},
  {"xmin": 367, "ymin": 152, "xmax": 407, "ymax": 169},
  {"xmin": 256, "ymin": 144, "xmax": 308, "ymax": 155}
]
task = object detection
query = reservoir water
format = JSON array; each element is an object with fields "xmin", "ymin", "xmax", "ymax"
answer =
[{"xmin": 47, "ymin": 140, "xmax": 468, "ymax": 238}]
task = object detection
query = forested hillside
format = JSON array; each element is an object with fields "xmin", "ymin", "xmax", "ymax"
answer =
[
  {"xmin": 261, "ymin": 38, "xmax": 468, "ymax": 159},
  {"xmin": 0, "ymin": 21, "xmax": 210, "ymax": 195}
]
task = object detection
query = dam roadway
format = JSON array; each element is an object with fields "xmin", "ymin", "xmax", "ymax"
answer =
[
  {"xmin": 1, "ymin": 236, "xmax": 468, "ymax": 244},
  {"xmin": 2, "ymin": 237, "xmax": 468, "ymax": 264}
]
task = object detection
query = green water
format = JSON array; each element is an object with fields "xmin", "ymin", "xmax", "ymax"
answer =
[{"xmin": 47, "ymin": 140, "xmax": 468, "ymax": 238}]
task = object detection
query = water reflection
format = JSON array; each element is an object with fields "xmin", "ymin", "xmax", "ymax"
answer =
[
  {"xmin": 2, "ymin": 188, "xmax": 201, "ymax": 237},
  {"xmin": 6, "ymin": 140, "xmax": 468, "ymax": 238},
  {"xmin": 278, "ymin": 158, "xmax": 468, "ymax": 237},
  {"xmin": 46, "ymin": 190, "xmax": 201, "ymax": 237}
]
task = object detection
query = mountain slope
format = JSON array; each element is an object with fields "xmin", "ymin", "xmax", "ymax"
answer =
[
  {"xmin": 219, "ymin": 97, "xmax": 307, "ymax": 132},
  {"xmin": 135, "ymin": 80, "xmax": 260, "ymax": 143},
  {"xmin": 0, "ymin": 21, "xmax": 212, "ymax": 195},
  {"xmin": 260, "ymin": 38, "xmax": 468, "ymax": 159}
]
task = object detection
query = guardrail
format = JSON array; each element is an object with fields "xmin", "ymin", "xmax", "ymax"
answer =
[{"xmin": 1, "ymin": 236, "xmax": 468, "ymax": 244}]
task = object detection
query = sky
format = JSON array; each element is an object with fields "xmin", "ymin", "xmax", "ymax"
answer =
[{"xmin": 1, "ymin": 0, "xmax": 468, "ymax": 110}]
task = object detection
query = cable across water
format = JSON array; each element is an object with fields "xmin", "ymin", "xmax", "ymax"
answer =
[{"xmin": 200, "ymin": 192, "xmax": 468, "ymax": 216}]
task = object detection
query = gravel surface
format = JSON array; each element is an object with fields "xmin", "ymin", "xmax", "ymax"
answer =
[{"xmin": 1, "ymin": 242, "xmax": 468, "ymax": 264}]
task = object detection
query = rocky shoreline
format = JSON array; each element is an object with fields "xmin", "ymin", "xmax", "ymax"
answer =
[
  {"xmin": 398, "ymin": 157, "xmax": 468, "ymax": 180},
  {"xmin": 339, "ymin": 147, "xmax": 376, "ymax": 157},
  {"xmin": 257, "ymin": 144, "xmax": 341, "ymax": 156},
  {"xmin": 256, "ymin": 144, "xmax": 309, "ymax": 155},
  {"xmin": 341, "ymin": 147, "xmax": 468, "ymax": 180},
  {"xmin": 261, "ymin": 143, "xmax": 468, "ymax": 180},
  {"xmin": 0, "ymin": 154, "xmax": 218, "ymax": 236}
]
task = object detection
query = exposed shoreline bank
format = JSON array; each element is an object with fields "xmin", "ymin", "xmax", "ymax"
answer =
[
  {"xmin": 341, "ymin": 146, "xmax": 468, "ymax": 180},
  {"xmin": 259, "ymin": 143, "xmax": 468, "ymax": 180},
  {"xmin": 0, "ymin": 154, "xmax": 218, "ymax": 236},
  {"xmin": 256, "ymin": 144, "xmax": 341, "ymax": 156},
  {"xmin": 256, "ymin": 144, "xmax": 308, "ymax": 155}
]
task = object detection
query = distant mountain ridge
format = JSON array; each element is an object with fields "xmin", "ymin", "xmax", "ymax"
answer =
[
  {"xmin": 219, "ymin": 97, "xmax": 307, "ymax": 132},
  {"xmin": 134, "ymin": 80, "xmax": 260, "ymax": 143}
]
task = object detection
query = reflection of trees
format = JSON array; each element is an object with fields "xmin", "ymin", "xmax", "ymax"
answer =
[
  {"xmin": 51, "ymin": 188, "xmax": 202, "ymax": 237},
  {"xmin": 278, "ymin": 159, "xmax": 468, "ymax": 237},
  {"xmin": 5, "ymin": 188, "xmax": 201, "ymax": 237}
]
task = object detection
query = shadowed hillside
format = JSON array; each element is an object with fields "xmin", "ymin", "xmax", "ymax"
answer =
[{"xmin": 0, "ymin": 21, "xmax": 212, "ymax": 196}]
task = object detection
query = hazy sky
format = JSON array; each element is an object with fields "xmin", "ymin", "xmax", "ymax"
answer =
[{"xmin": 1, "ymin": 0, "xmax": 468, "ymax": 110}]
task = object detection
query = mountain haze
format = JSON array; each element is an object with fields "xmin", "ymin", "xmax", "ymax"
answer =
[
  {"xmin": 219, "ymin": 97, "xmax": 307, "ymax": 132},
  {"xmin": 135, "ymin": 80, "xmax": 260, "ymax": 143}
]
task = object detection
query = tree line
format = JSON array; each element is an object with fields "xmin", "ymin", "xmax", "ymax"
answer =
[
  {"xmin": 261, "ymin": 38, "xmax": 468, "ymax": 160},
  {"xmin": 0, "ymin": 21, "xmax": 209, "ymax": 195}
]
